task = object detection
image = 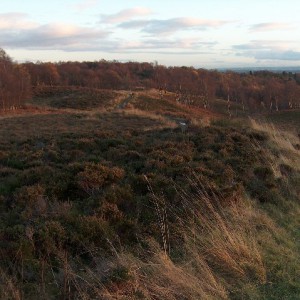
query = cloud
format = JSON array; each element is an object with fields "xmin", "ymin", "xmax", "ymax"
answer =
[
  {"xmin": 253, "ymin": 50, "xmax": 300, "ymax": 60},
  {"xmin": 0, "ymin": 13, "xmax": 37, "ymax": 30},
  {"xmin": 119, "ymin": 17, "xmax": 230, "ymax": 35},
  {"xmin": 249, "ymin": 22, "xmax": 294, "ymax": 32},
  {"xmin": 233, "ymin": 40, "xmax": 300, "ymax": 61},
  {"xmin": 100, "ymin": 8, "xmax": 230, "ymax": 36},
  {"xmin": 0, "ymin": 12, "xmax": 217, "ymax": 56},
  {"xmin": 59, "ymin": 37, "xmax": 217, "ymax": 55},
  {"xmin": 100, "ymin": 7, "xmax": 153, "ymax": 24},
  {"xmin": 233, "ymin": 40, "xmax": 294, "ymax": 51},
  {"xmin": 109, "ymin": 38, "xmax": 217, "ymax": 52},
  {"xmin": 0, "ymin": 21, "xmax": 109, "ymax": 50},
  {"xmin": 118, "ymin": 20, "xmax": 149, "ymax": 29},
  {"xmin": 73, "ymin": 0, "xmax": 99, "ymax": 11},
  {"xmin": 0, "ymin": 16, "xmax": 215, "ymax": 55}
]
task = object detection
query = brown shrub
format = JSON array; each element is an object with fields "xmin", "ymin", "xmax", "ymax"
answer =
[{"xmin": 77, "ymin": 163, "xmax": 125, "ymax": 196}]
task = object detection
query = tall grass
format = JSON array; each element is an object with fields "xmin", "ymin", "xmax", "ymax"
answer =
[
  {"xmin": 1, "ymin": 178, "xmax": 266, "ymax": 300},
  {"xmin": 98, "ymin": 177, "xmax": 267, "ymax": 299},
  {"xmin": 0, "ymin": 268, "xmax": 21, "ymax": 300},
  {"xmin": 249, "ymin": 118, "xmax": 300, "ymax": 177},
  {"xmin": 248, "ymin": 117, "xmax": 300, "ymax": 299}
]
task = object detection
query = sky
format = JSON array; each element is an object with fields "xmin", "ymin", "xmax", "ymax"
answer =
[{"xmin": 1, "ymin": 0, "xmax": 300, "ymax": 68}]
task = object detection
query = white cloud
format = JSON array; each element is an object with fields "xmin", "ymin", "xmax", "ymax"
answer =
[
  {"xmin": 0, "ymin": 12, "xmax": 216, "ymax": 55},
  {"xmin": 100, "ymin": 7, "xmax": 153, "ymax": 24},
  {"xmin": 0, "ymin": 21, "xmax": 109, "ymax": 50},
  {"xmin": 253, "ymin": 50, "xmax": 300, "ymax": 60},
  {"xmin": 234, "ymin": 40, "xmax": 300, "ymax": 61},
  {"xmin": 119, "ymin": 17, "xmax": 231, "ymax": 36},
  {"xmin": 60, "ymin": 37, "xmax": 217, "ymax": 55},
  {"xmin": 73, "ymin": 0, "xmax": 99, "ymax": 11},
  {"xmin": 249, "ymin": 22, "xmax": 295, "ymax": 32},
  {"xmin": 109, "ymin": 37, "xmax": 217, "ymax": 52},
  {"xmin": 0, "ymin": 8, "xmax": 226, "ymax": 59},
  {"xmin": 0, "ymin": 13, "xmax": 37, "ymax": 30},
  {"xmin": 0, "ymin": 10, "xmax": 223, "ymax": 59},
  {"xmin": 234, "ymin": 40, "xmax": 295, "ymax": 51}
]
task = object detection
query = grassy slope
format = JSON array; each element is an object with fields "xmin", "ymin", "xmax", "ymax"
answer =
[
  {"xmin": 265, "ymin": 110, "xmax": 300, "ymax": 133},
  {"xmin": 29, "ymin": 86, "xmax": 118, "ymax": 110},
  {"xmin": 0, "ymin": 89, "xmax": 299, "ymax": 299}
]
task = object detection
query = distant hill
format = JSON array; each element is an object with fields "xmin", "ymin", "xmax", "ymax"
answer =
[{"xmin": 218, "ymin": 66, "xmax": 300, "ymax": 73}]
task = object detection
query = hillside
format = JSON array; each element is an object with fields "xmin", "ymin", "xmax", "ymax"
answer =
[{"xmin": 0, "ymin": 87, "xmax": 299, "ymax": 299}]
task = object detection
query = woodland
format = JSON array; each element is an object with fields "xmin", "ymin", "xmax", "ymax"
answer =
[{"xmin": 1, "ymin": 48, "xmax": 300, "ymax": 113}]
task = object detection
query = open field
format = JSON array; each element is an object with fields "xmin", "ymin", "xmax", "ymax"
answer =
[{"xmin": 0, "ymin": 88, "xmax": 299, "ymax": 299}]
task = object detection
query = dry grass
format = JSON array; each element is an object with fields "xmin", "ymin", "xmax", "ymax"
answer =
[
  {"xmin": 0, "ymin": 268, "xmax": 21, "ymax": 300},
  {"xmin": 176, "ymin": 178, "xmax": 266, "ymax": 282},
  {"xmin": 190, "ymin": 116, "xmax": 211, "ymax": 127},
  {"xmin": 95, "ymin": 178, "xmax": 268, "ymax": 300},
  {"xmin": 0, "ymin": 183, "xmax": 285, "ymax": 300},
  {"xmin": 118, "ymin": 249, "xmax": 228, "ymax": 300},
  {"xmin": 249, "ymin": 118, "xmax": 300, "ymax": 176},
  {"xmin": 119, "ymin": 108, "xmax": 177, "ymax": 130},
  {"xmin": 247, "ymin": 117, "xmax": 300, "ymax": 298},
  {"xmin": 29, "ymin": 178, "xmax": 267, "ymax": 300},
  {"xmin": 250, "ymin": 118, "xmax": 298, "ymax": 153}
]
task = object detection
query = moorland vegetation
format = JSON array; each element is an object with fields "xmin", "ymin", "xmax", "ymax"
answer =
[{"xmin": 0, "ymin": 48, "xmax": 299, "ymax": 299}]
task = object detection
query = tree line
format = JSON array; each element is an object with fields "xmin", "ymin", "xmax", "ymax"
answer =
[
  {"xmin": 21, "ymin": 59, "xmax": 300, "ymax": 112},
  {"xmin": 1, "ymin": 47, "xmax": 300, "ymax": 112},
  {"xmin": 0, "ymin": 49, "xmax": 31, "ymax": 110}
]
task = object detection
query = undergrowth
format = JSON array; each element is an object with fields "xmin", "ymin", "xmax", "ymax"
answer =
[{"xmin": 0, "ymin": 103, "xmax": 299, "ymax": 299}]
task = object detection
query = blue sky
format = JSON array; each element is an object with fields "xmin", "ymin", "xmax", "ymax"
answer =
[{"xmin": 1, "ymin": 0, "xmax": 300, "ymax": 68}]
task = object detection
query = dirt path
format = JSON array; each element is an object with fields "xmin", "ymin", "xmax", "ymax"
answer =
[
  {"xmin": 0, "ymin": 106, "xmax": 65, "ymax": 119},
  {"xmin": 0, "ymin": 89, "xmax": 220, "ymax": 125},
  {"xmin": 116, "ymin": 92, "xmax": 135, "ymax": 109},
  {"xmin": 0, "ymin": 92, "xmax": 133, "ymax": 120}
]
